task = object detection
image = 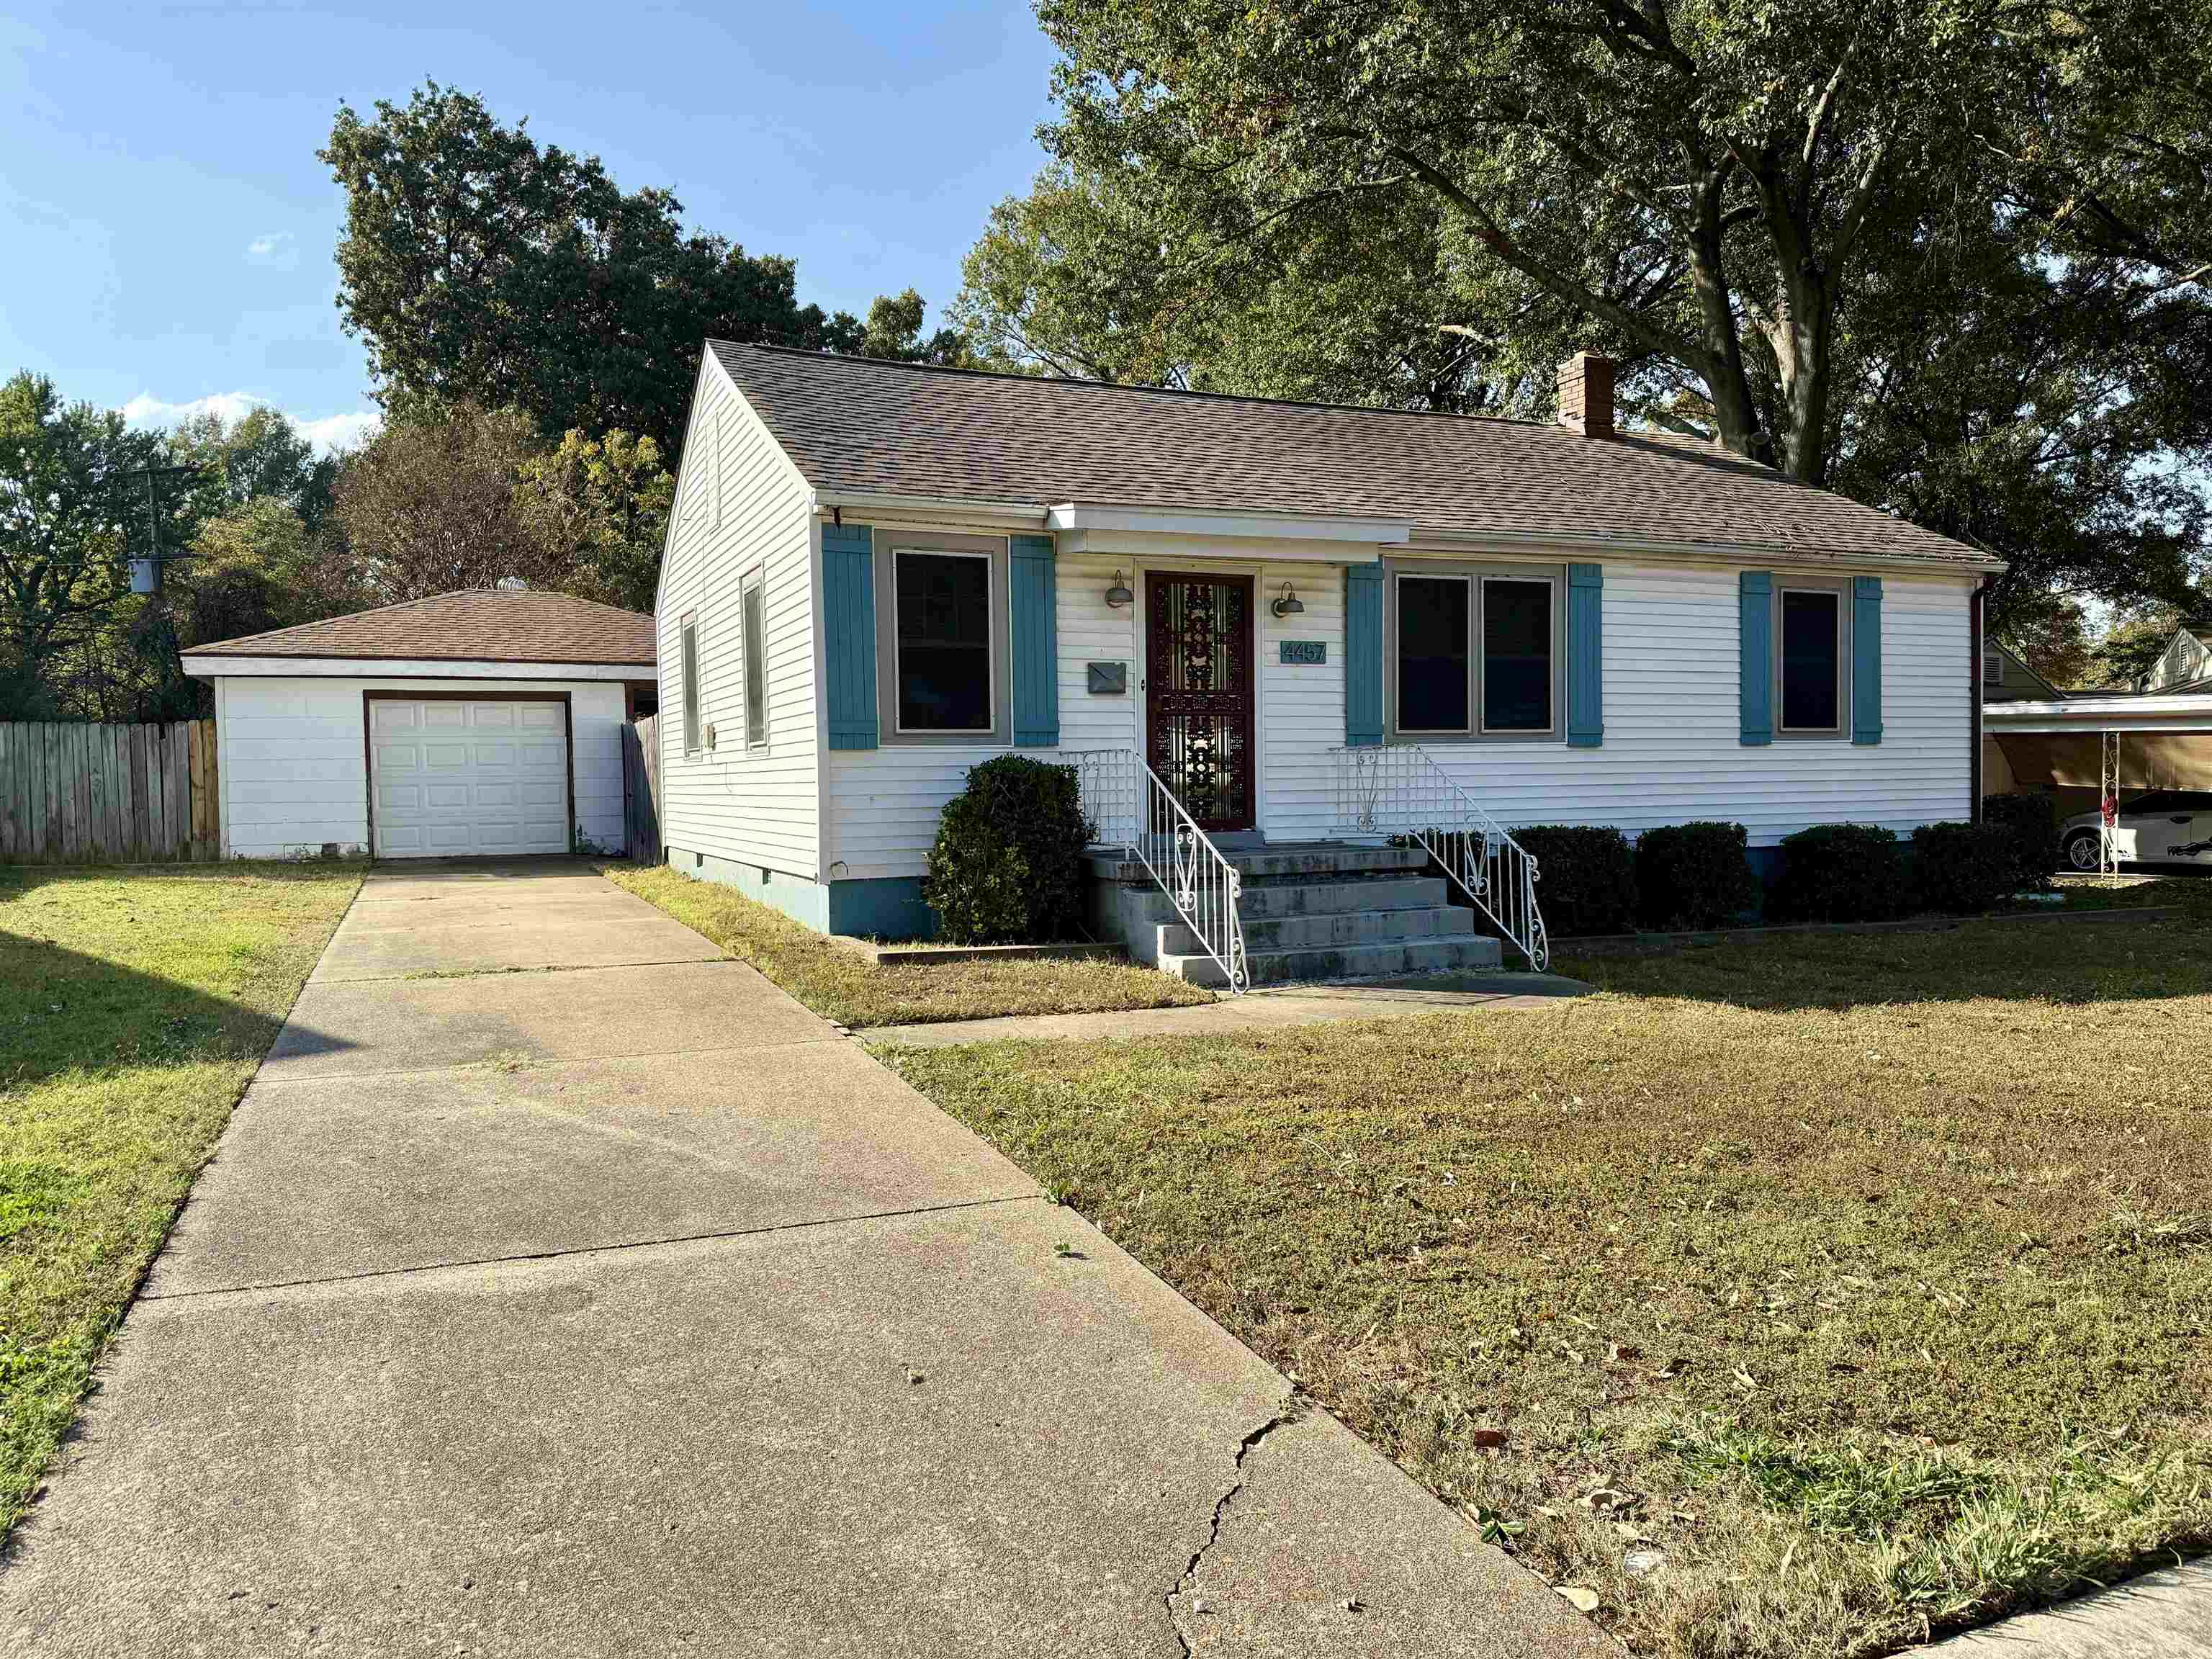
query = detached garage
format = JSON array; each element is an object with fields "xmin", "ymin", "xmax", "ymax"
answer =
[{"xmin": 181, "ymin": 589, "xmax": 656, "ymax": 860}]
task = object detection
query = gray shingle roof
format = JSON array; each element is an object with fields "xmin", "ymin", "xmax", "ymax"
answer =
[
  {"xmin": 190, "ymin": 588, "xmax": 656, "ymax": 665},
  {"xmin": 714, "ymin": 343, "xmax": 1997, "ymax": 571}
]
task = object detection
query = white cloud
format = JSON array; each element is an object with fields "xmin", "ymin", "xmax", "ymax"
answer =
[
  {"xmin": 295, "ymin": 410, "xmax": 380, "ymax": 453},
  {"xmin": 118, "ymin": 392, "xmax": 380, "ymax": 456},
  {"xmin": 244, "ymin": 231, "xmax": 298, "ymax": 269}
]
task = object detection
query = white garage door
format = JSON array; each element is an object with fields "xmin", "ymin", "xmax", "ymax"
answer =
[{"xmin": 369, "ymin": 698, "xmax": 569, "ymax": 858}]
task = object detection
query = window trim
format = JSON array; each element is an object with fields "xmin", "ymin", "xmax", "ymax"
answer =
[
  {"xmin": 874, "ymin": 533, "xmax": 1012, "ymax": 746},
  {"xmin": 741, "ymin": 566, "xmax": 767, "ymax": 749},
  {"xmin": 1382, "ymin": 558, "xmax": 1567, "ymax": 745},
  {"xmin": 1773, "ymin": 577, "xmax": 1852, "ymax": 740},
  {"xmin": 679, "ymin": 611, "xmax": 702, "ymax": 755}
]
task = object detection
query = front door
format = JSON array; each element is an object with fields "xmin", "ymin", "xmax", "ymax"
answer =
[{"xmin": 1145, "ymin": 572, "xmax": 1256, "ymax": 832}]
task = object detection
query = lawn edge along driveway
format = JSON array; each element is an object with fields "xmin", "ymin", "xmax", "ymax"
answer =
[{"xmin": 0, "ymin": 862, "xmax": 362, "ymax": 1539}]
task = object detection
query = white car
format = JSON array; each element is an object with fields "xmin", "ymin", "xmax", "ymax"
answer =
[{"xmin": 2060, "ymin": 789, "xmax": 2212, "ymax": 871}]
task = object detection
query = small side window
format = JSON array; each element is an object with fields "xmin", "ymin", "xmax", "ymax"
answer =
[
  {"xmin": 680, "ymin": 614, "xmax": 701, "ymax": 753},
  {"xmin": 742, "ymin": 570, "xmax": 767, "ymax": 747}
]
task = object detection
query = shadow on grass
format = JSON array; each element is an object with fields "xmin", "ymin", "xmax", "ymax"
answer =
[
  {"xmin": 0, "ymin": 930, "xmax": 350, "ymax": 1095},
  {"xmin": 1554, "ymin": 906, "xmax": 2212, "ymax": 1012}
]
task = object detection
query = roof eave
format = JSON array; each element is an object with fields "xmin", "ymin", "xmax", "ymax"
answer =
[
  {"xmin": 181, "ymin": 655, "xmax": 651, "ymax": 680},
  {"xmin": 1408, "ymin": 525, "xmax": 2004, "ymax": 577}
]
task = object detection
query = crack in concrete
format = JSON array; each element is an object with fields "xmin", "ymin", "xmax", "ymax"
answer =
[{"xmin": 1163, "ymin": 1397, "xmax": 1303, "ymax": 1656}]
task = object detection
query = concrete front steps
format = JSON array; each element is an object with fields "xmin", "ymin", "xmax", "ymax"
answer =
[{"xmin": 1087, "ymin": 842, "xmax": 1503, "ymax": 989}]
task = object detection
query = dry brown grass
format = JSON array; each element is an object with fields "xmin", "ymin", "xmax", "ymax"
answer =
[
  {"xmin": 599, "ymin": 862, "xmax": 1210, "ymax": 1028},
  {"xmin": 884, "ymin": 906, "xmax": 2212, "ymax": 1656}
]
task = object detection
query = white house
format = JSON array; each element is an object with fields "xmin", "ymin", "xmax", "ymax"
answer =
[
  {"xmin": 654, "ymin": 343, "xmax": 2002, "ymax": 975},
  {"xmin": 182, "ymin": 589, "xmax": 655, "ymax": 860}
]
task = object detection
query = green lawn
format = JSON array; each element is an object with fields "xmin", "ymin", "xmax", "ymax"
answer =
[
  {"xmin": 884, "ymin": 902, "xmax": 2212, "ymax": 1657},
  {"xmin": 600, "ymin": 861, "xmax": 1210, "ymax": 1028},
  {"xmin": 1, "ymin": 863, "xmax": 359, "ymax": 1537}
]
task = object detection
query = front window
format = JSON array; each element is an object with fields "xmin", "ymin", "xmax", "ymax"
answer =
[
  {"xmin": 1482, "ymin": 577, "xmax": 1553, "ymax": 733},
  {"xmin": 1388, "ymin": 562, "xmax": 1561, "ymax": 740},
  {"xmin": 1396, "ymin": 575, "xmax": 1470, "ymax": 732},
  {"xmin": 894, "ymin": 549, "xmax": 992, "ymax": 733},
  {"xmin": 1779, "ymin": 588, "xmax": 1843, "ymax": 732}
]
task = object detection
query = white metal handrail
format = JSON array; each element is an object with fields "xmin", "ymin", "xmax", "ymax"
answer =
[
  {"xmin": 1330, "ymin": 745, "xmax": 1550, "ymax": 970},
  {"xmin": 1069, "ymin": 747, "xmax": 1250, "ymax": 994}
]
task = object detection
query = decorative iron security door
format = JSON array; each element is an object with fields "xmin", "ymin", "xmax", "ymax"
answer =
[{"xmin": 1145, "ymin": 572, "xmax": 1256, "ymax": 832}]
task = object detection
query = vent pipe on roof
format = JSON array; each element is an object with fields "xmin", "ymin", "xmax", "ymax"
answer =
[{"xmin": 1557, "ymin": 353, "xmax": 1615, "ymax": 439}]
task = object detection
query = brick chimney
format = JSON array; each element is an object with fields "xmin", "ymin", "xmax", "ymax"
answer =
[{"xmin": 1557, "ymin": 352, "xmax": 1614, "ymax": 439}]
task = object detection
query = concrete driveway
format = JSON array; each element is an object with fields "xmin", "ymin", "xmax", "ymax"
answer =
[{"xmin": 4, "ymin": 860, "xmax": 1609, "ymax": 1658}]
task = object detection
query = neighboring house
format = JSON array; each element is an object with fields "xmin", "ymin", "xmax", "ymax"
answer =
[
  {"xmin": 654, "ymin": 343, "xmax": 2003, "ymax": 944},
  {"xmin": 1984, "ymin": 626, "xmax": 2212, "ymax": 809},
  {"xmin": 2136, "ymin": 626, "xmax": 2212, "ymax": 696},
  {"xmin": 181, "ymin": 590, "xmax": 655, "ymax": 859},
  {"xmin": 1981, "ymin": 637, "xmax": 2069, "ymax": 703}
]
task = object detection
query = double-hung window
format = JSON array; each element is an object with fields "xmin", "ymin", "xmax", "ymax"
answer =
[
  {"xmin": 873, "ymin": 532, "xmax": 1011, "ymax": 744},
  {"xmin": 1776, "ymin": 579, "xmax": 1850, "ymax": 737},
  {"xmin": 741, "ymin": 569, "xmax": 767, "ymax": 747},
  {"xmin": 680, "ymin": 613, "xmax": 701, "ymax": 753},
  {"xmin": 1388, "ymin": 562, "xmax": 1563, "ymax": 740}
]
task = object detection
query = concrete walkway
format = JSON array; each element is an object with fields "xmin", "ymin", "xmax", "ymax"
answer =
[
  {"xmin": 869, "ymin": 971, "xmax": 1593, "ymax": 1048},
  {"xmin": 1926, "ymin": 1560, "xmax": 2211, "ymax": 1657},
  {"xmin": 4, "ymin": 860, "xmax": 1609, "ymax": 1659}
]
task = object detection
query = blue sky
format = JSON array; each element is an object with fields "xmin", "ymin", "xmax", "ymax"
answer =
[{"xmin": 0, "ymin": 1, "xmax": 1058, "ymax": 451}]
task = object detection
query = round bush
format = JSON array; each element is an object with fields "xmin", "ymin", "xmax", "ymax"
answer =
[
  {"xmin": 1511, "ymin": 825, "xmax": 1638, "ymax": 937},
  {"xmin": 1910, "ymin": 820, "xmax": 2017, "ymax": 913},
  {"xmin": 1771, "ymin": 823, "xmax": 1907, "ymax": 922},
  {"xmin": 1634, "ymin": 822, "xmax": 1761, "ymax": 929},
  {"xmin": 920, "ymin": 755, "xmax": 1089, "ymax": 943}
]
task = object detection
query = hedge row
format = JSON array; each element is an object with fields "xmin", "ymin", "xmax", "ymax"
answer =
[
  {"xmin": 1521, "ymin": 794, "xmax": 2059, "ymax": 936},
  {"xmin": 1512, "ymin": 821, "xmax": 1761, "ymax": 937}
]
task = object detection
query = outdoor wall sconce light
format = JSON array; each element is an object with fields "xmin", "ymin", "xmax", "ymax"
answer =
[
  {"xmin": 1272, "ymin": 579, "xmax": 1304, "ymax": 618},
  {"xmin": 1105, "ymin": 570, "xmax": 1133, "ymax": 608}
]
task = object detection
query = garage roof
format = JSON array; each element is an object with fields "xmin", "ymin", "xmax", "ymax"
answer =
[{"xmin": 190, "ymin": 589, "xmax": 656, "ymax": 667}]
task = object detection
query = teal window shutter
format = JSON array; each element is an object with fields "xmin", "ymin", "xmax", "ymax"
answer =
[
  {"xmin": 1852, "ymin": 576, "xmax": 1883, "ymax": 745},
  {"xmin": 1565, "ymin": 562, "xmax": 1604, "ymax": 747},
  {"xmin": 1010, "ymin": 534, "xmax": 1059, "ymax": 746},
  {"xmin": 1344, "ymin": 562, "xmax": 1384, "ymax": 746},
  {"xmin": 1739, "ymin": 570, "xmax": 1773, "ymax": 746},
  {"xmin": 822, "ymin": 523, "xmax": 877, "ymax": 750}
]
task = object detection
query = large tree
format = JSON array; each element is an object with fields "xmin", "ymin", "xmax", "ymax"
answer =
[
  {"xmin": 515, "ymin": 428, "xmax": 675, "ymax": 614},
  {"xmin": 323, "ymin": 84, "xmax": 925, "ymax": 459},
  {"xmin": 975, "ymin": 0, "xmax": 2208, "ymax": 626},
  {"xmin": 331, "ymin": 404, "xmax": 569, "ymax": 601},
  {"xmin": 0, "ymin": 372, "xmax": 170, "ymax": 719}
]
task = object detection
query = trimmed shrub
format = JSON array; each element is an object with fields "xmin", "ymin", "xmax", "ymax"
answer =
[
  {"xmin": 1635, "ymin": 821, "xmax": 1762, "ymax": 930},
  {"xmin": 1982, "ymin": 792, "xmax": 2059, "ymax": 893},
  {"xmin": 1511, "ymin": 825, "xmax": 1638, "ymax": 938},
  {"xmin": 1771, "ymin": 823, "xmax": 1907, "ymax": 922},
  {"xmin": 1910, "ymin": 820, "xmax": 2017, "ymax": 913},
  {"xmin": 921, "ymin": 755, "xmax": 1089, "ymax": 943}
]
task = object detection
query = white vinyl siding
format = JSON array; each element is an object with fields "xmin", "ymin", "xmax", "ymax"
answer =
[
  {"xmin": 822, "ymin": 553, "xmax": 1973, "ymax": 879},
  {"xmin": 210, "ymin": 675, "xmax": 624, "ymax": 860},
  {"xmin": 822, "ymin": 550, "xmax": 1348, "ymax": 878},
  {"xmin": 655, "ymin": 361, "xmax": 819, "ymax": 878}
]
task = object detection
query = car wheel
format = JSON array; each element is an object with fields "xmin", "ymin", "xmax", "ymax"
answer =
[{"xmin": 2064, "ymin": 829, "xmax": 2103, "ymax": 871}]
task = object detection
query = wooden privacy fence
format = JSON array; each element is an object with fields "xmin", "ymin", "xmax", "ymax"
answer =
[
  {"xmin": 0, "ymin": 720, "xmax": 220, "ymax": 866},
  {"xmin": 620, "ymin": 714, "xmax": 662, "ymax": 864}
]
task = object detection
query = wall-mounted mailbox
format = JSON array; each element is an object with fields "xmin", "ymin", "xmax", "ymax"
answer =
[{"xmin": 1087, "ymin": 661, "xmax": 1128, "ymax": 695}]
